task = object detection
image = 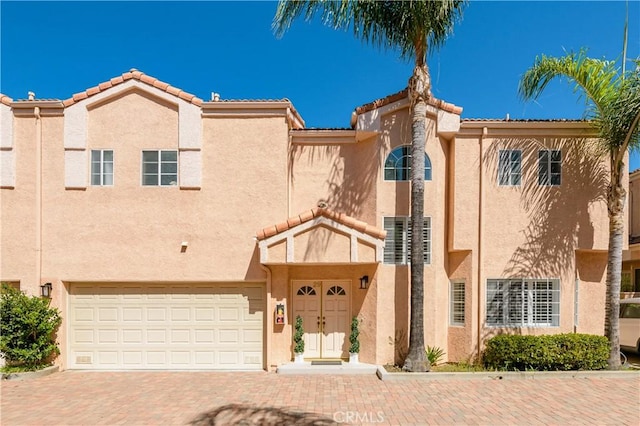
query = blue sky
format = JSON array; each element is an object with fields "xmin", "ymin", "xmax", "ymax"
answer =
[{"xmin": 2, "ymin": 1, "xmax": 639, "ymax": 166}]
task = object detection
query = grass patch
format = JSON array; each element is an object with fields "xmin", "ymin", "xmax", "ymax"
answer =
[{"xmin": 383, "ymin": 362, "xmax": 488, "ymax": 373}]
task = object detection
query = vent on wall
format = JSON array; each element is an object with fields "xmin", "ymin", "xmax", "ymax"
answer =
[{"xmin": 76, "ymin": 355, "xmax": 92, "ymax": 364}]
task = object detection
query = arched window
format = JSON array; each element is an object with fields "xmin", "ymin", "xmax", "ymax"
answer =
[
  {"xmin": 384, "ymin": 146, "xmax": 432, "ymax": 181},
  {"xmin": 296, "ymin": 286, "xmax": 316, "ymax": 296}
]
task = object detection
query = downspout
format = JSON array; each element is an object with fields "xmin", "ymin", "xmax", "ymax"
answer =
[
  {"xmin": 260, "ymin": 263, "xmax": 273, "ymax": 371},
  {"xmin": 35, "ymin": 105, "xmax": 42, "ymax": 292},
  {"xmin": 476, "ymin": 127, "xmax": 487, "ymax": 359},
  {"xmin": 287, "ymin": 130, "xmax": 292, "ymax": 218}
]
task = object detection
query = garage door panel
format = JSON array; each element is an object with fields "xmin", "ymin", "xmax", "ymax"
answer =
[
  {"xmin": 195, "ymin": 307, "xmax": 214, "ymax": 321},
  {"xmin": 98, "ymin": 351, "xmax": 118, "ymax": 364},
  {"xmin": 123, "ymin": 307, "xmax": 143, "ymax": 321},
  {"xmin": 147, "ymin": 351, "xmax": 166, "ymax": 365},
  {"xmin": 171, "ymin": 329, "xmax": 190, "ymax": 343},
  {"xmin": 170, "ymin": 307, "xmax": 190, "ymax": 321},
  {"xmin": 97, "ymin": 329, "xmax": 118, "ymax": 344},
  {"xmin": 243, "ymin": 329, "xmax": 262, "ymax": 344},
  {"xmin": 147, "ymin": 329, "xmax": 167, "ymax": 343},
  {"xmin": 123, "ymin": 351, "xmax": 143, "ymax": 365},
  {"xmin": 98, "ymin": 307, "xmax": 118, "ymax": 322},
  {"xmin": 147, "ymin": 308, "xmax": 167, "ymax": 321},
  {"xmin": 69, "ymin": 283, "xmax": 264, "ymax": 370},
  {"xmin": 123, "ymin": 329, "xmax": 143, "ymax": 343},
  {"xmin": 73, "ymin": 329, "xmax": 94, "ymax": 344},
  {"xmin": 74, "ymin": 307, "xmax": 94, "ymax": 322},
  {"xmin": 195, "ymin": 329, "xmax": 215, "ymax": 343}
]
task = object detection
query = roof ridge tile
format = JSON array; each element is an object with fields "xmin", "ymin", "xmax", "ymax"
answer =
[
  {"xmin": 354, "ymin": 88, "xmax": 462, "ymax": 116},
  {"xmin": 256, "ymin": 207, "xmax": 386, "ymax": 241},
  {"xmin": 62, "ymin": 69, "xmax": 204, "ymax": 108}
]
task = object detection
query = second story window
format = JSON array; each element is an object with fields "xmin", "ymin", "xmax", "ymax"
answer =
[
  {"xmin": 498, "ymin": 149, "xmax": 521, "ymax": 186},
  {"xmin": 91, "ymin": 150, "xmax": 113, "ymax": 186},
  {"xmin": 538, "ymin": 149, "xmax": 561, "ymax": 186},
  {"xmin": 384, "ymin": 146, "xmax": 432, "ymax": 181},
  {"xmin": 383, "ymin": 216, "xmax": 431, "ymax": 265},
  {"xmin": 142, "ymin": 150, "xmax": 178, "ymax": 186}
]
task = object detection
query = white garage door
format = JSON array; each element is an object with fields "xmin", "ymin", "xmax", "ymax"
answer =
[{"xmin": 68, "ymin": 283, "xmax": 264, "ymax": 370}]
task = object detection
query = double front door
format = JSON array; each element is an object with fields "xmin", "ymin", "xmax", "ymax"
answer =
[{"xmin": 292, "ymin": 280, "xmax": 350, "ymax": 359}]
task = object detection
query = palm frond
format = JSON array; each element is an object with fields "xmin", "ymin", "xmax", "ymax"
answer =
[
  {"xmin": 518, "ymin": 49, "xmax": 621, "ymax": 117},
  {"xmin": 273, "ymin": 0, "xmax": 467, "ymax": 63}
]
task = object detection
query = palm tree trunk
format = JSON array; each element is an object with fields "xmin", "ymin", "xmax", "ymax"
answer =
[
  {"xmin": 403, "ymin": 63, "xmax": 430, "ymax": 373},
  {"xmin": 605, "ymin": 164, "xmax": 624, "ymax": 369}
]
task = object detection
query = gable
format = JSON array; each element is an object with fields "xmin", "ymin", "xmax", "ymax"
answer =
[{"xmin": 257, "ymin": 208, "xmax": 385, "ymax": 264}]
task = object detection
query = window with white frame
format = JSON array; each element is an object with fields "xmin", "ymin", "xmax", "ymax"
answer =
[
  {"xmin": 383, "ymin": 217, "xmax": 431, "ymax": 265},
  {"xmin": 538, "ymin": 149, "xmax": 561, "ymax": 186},
  {"xmin": 384, "ymin": 146, "xmax": 432, "ymax": 181},
  {"xmin": 486, "ymin": 278, "xmax": 560, "ymax": 327},
  {"xmin": 142, "ymin": 150, "xmax": 178, "ymax": 186},
  {"xmin": 498, "ymin": 149, "xmax": 521, "ymax": 186},
  {"xmin": 450, "ymin": 281, "xmax": 465, "ymax": 326},
  {"xmin": 91, "ymin": 150, "xmax": 113, "ymax": 186}
]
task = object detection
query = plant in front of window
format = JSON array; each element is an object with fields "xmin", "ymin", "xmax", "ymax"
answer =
[
  {"xmin": 0, "ymin": 283, "xmax": 62, "ymax": 373},
  {"xmin": 349, "ymin": 316, "xmax": 360, "ymax": 363},
  {"xmin": 293, "ymin": 315, "xmax": 305, "ymax": 363}
]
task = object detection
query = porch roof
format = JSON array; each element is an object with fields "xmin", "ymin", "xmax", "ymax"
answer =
[{"xmin": 256, "ymin": 208, "xmax": 386, "ymax": 264}]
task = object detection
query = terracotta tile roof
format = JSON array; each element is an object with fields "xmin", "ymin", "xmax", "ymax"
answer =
[
  {"xmin": 62, "ymin": 69, "xmax": 203, "ymax": 108},
  {"xmin": 291, "ymin": 127, "xmax": 353, "ymax": 131},
  {"xmin": 354, "ymin": 88, "xmax": 462, "ymax": 115},
  {"xmin": 217, "ymin": 98, "xmax": 292, "ymax": 103},
  {"xmin": 0, "ymin": 94, "xmax": 13, "ymax": 106},
  {"xmin": 256, "ymin": 207, "xmax": 386, "ymax": 241},
  {"xmin": 462, "ymin": 118, "xmax": 588, "ymax": 122},
  {"xmin": 15, "ymin": 98, "xmax": 62, "ymax": 102}
]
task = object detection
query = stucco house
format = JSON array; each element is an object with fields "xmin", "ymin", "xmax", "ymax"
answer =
[
  {"xmin": 0, "ymin": 69, "xmax": 620, "ymax": 371},
  {"xmin": 622, "ymin": 169, "xmax": 640, "ymax": 296}
]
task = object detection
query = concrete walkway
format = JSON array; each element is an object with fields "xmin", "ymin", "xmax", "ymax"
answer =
[{"xmin": 1, "ymin": 370, "xmax": 638, "ymax": 425}]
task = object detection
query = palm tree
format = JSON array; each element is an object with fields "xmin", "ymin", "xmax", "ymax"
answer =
[
  {"xmin": 273, "ymin": 0, "xmax": 466, "ymax": 372},
  {"xmin": 519, "ymin": 51, "xmax": 640, "ymax": 369}
]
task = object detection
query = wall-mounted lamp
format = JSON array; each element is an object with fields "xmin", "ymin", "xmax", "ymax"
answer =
[
  {"xmin": 359, "ymin": 275, "xmax": 369, "ymax": 290},
  {"xmin": 40, "ymin": 282, "xmax": 52, "ymax": 298},
  {"xmin": 181, "ymin": 241, "xmax": 189, "ymax": 253}
]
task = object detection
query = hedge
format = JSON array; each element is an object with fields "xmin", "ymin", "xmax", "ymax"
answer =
[
  {"xmin": 483, "ymin": 333, "xmax": 609, "ymax": 371},
  {"xmin": 0, "ymin": 284, "xmax": 62, "ymax": 369}
]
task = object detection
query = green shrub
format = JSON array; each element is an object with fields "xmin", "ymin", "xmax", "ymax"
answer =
[
  {"xmin": 293, "ymin": 315, "xmax": 305, "ymax": 353},
  {"xmin": 426, "ymin": 345, "xmax": 446, "ymax": 366},
  {"xmin": 349, "ymin": 316, "xmax": 360, "ymax": 353},
  {"xmin": 0, "ymin": 284, "xmax": 62, "ymax": 369},
  {"xmin": 483, "ymin": 333, "xmax": 609, "ymax": 371}
]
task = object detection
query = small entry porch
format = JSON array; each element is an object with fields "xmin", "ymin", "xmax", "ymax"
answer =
[{"xmin": 256, "ymin": 207, "xmax": 387, "ymax": 367}]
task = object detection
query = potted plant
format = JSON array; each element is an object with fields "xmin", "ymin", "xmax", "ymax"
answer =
[
  {"xmin": 349, "ymin": 316, "xmax": 360, "ymax": 363},
  {"xmin": 293, "ymin": 315, "xmax": 305, "ymax": 363}
]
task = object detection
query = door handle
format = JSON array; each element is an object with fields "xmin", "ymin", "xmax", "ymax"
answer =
[
  {"xmin": 322, "ymin": 316, "xmax": 326, "ymax": 327},
  {"xmin": 317, "ymin": 316, "xmax": 320, "ymax": 327}
]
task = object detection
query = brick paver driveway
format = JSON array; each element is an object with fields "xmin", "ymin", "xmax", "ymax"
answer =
[{"xmin": 2, "ymin": 371, "xmax": 639, "ymax": 425}]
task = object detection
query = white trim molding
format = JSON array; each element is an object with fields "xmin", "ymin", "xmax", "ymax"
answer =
[
  {"xmin": 63, "ymin": 80, "xmax": 202, "ymax": 190},
  {"xmin": 258, "ymin": 216, "xmax": 385, "ymax": 264}
]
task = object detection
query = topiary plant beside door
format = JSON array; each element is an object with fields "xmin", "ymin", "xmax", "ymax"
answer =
[
  {"xmin": 349, "ymin": 316, "xmax": 360, "ymax": 363},
  {"xmin": 293, "ymin": 315, "xmax": 305, "ymax": 363}
]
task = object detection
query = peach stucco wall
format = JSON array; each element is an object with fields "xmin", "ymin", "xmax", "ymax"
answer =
[{"xmin": 0, "ymin": 77, "xmax": 615, "ymax": 370}]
